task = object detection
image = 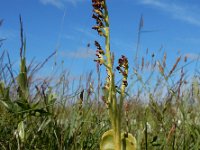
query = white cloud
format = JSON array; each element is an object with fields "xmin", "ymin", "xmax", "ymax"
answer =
[
  {"xmin": 139, "ymin": 0, "xmax": 200, "ymax": 27},
  {"xmin": 39, "ymin": 0, "xmax": 88, "ymax": 9},
  {"xmin": 65, "ymin": 0, "xmax": 88, "ymax": 6},
  {"xmin": 75, "ymin": 27, "xmax": 97, "ymax": 39},
  {"xmin": 39, "ymin": 0, "xmax": 65, "ymax": 9},
  {"xmin": 60, "ymin": 47, "xmax": 96, "ymax": 59}
]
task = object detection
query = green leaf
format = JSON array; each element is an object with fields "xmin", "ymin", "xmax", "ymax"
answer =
[
  {"xmin": 38, "ymin": 118, "xmax": 51, "ymax": 132},
  {"xmin": 17, "ymin": 121, "xmax": 25, "ymax": 142},
  {"xmin": 0, "ymin": 100, "xmax": 10, "ymax": 109},
  {"xmin": 121, "ymin": 132, "xmax": 137, "ymax": 150},
  {"xmin": 18, "ymin": 72, "xmax": 28, "ymax": 93},
  {"xmin": 100, "ymin": 130, "xmax": 115, "ymax": 150},
  {"xmin": 15, "ymin": 100, "xmax": 30, "ymax": 110},
  {"xmin": 0, "ymin": 99, "xmax": 16, "ymax": 113},
  {"xmin": 100, "ymin": 129, "xmax": 137, "ymax": 150}
]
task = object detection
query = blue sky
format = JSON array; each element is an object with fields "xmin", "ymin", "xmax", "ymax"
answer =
[{"xmin": 0, "ymin": 0, "xmax": 199, "ymax": 81}]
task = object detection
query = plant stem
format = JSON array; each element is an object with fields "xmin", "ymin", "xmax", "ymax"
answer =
[{"xmin": 104, "ymin": 1, "xmax": 121, "ymax": 149}]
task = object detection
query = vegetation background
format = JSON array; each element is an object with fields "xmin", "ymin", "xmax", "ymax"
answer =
[{"xmin": 0, "ymin": 0, "xmax": 200, "ymax": 149}]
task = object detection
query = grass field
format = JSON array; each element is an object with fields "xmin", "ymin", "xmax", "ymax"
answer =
[{"xmin": 0, "ymin": 0, "xmax": 200, "ymax": 149}]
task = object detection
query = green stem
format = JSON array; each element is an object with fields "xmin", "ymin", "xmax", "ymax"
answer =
[{"xmin": 104, "ymin": 1, "xmax": 121, "ymax": 149}]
